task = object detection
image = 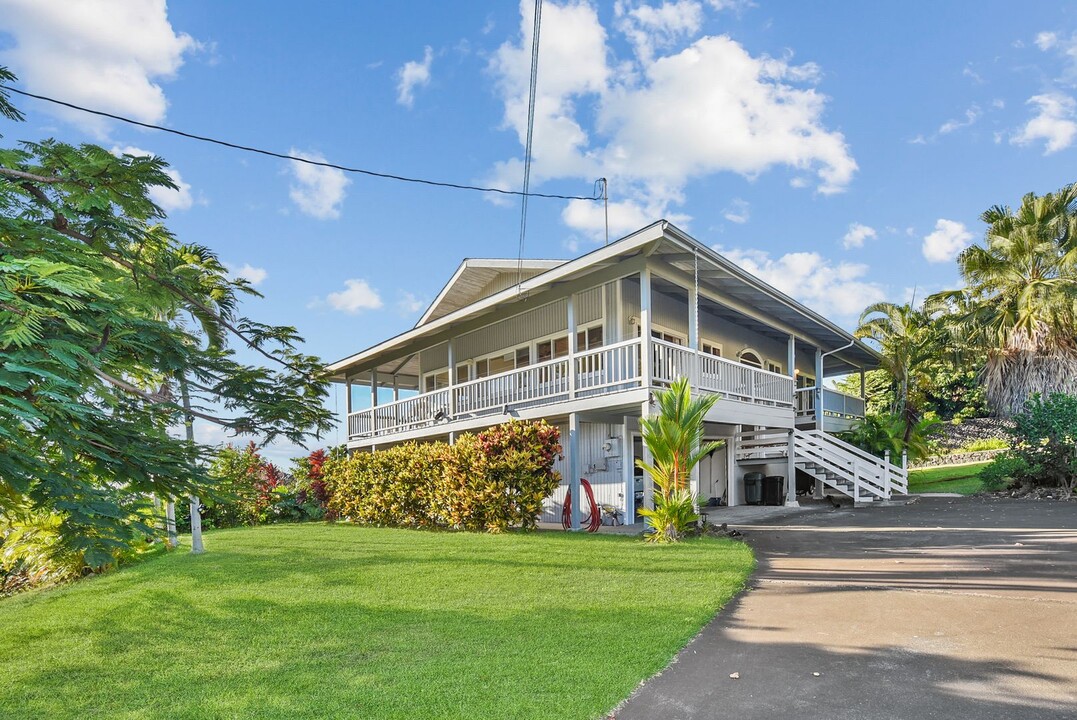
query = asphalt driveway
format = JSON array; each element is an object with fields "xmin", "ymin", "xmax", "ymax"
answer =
[{"xmin": 614, "ymin": 497, "xmax": 1077, "ymax": 720}]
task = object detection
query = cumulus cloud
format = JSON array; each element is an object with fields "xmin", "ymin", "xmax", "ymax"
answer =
[
  {"xmin": 287, "ymin": 149, "xmax": 350, "ymax": 219},
  {"xmin": 321, "ymin": 279, "xmax": 383, "ymax": 314},
  {"xmin": 842, "ymin": 222, "xmax": 877, "ymax": 249},
  {"xmin": 112, "ymin": 145, "xmax": 195, "ymax": 212},
  {"xmin": 0, "ymin": 0, "xmax": 197, "ymax": 136},
  {"xmin": 396, "ymin": 46, "xmax": 433, "ymax": 108},
  {"xmin": 1011, "ymin": 93, "xmax": 1077, "ymax": 154},
  {"xmin": 1035, "ymin": 31, "xmax": 1058, "ymax": 51},
  {"xmin": 715, "ymin": 246, "xmax": 886, "ymax": 318},
  {"xmin": 227, "ymin": 263, "xmax": 267, "ymax": 287},
  {"xmin": 722, "ymin": 198, "xmax": 750, "ymax": 224},
  {"xmin": 488, "ymin": 1, "xmax": 856, "ymax": 236},
  {"xmin": 922, "ymin": 219, "xmax": 973, "ymax": 263}
]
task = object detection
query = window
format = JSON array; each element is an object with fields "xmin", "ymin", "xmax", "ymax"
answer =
[
  {"xmin": 766, "ymin": 360, "xmax": 782, "ymax": 374},
  {"xmin": 536, "ymin": 334, "xmax": 571, "ymax": 364},
  {"xmin": 650, "ymin": 328, "xmax": 684, "ymax": 345},
  {"xmin": 702, "ymin": 341, "xmax": 722, "ymax": 357},
  {"xmin": 739, "ymin": 350, "xmax": 763, "ymax": 369},
  {"xmin": 424, "ymin": 369, "xmax": 449, "ymax": 393},
  {"xmin": 456, "ymin": 363, "xmax": 471, "ymax": 384},
  {"xmin": 577, "ymin": 324, "xmax": 603, "ymax": 350},
  {"xmin": 515, "ymin": 346, "xmax": 531, "ymax": 368},
  {"xmin": 797, "ymin": 374, "xmax": 815, "ymax": 389}
]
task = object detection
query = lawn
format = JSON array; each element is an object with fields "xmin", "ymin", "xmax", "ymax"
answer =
[
  {"xmin": 0, "ymin": 524, "xmax": 753, "ymax": 720},
  {"xmin": 908, "ymin": 461, "xmax": 992, "ymax": 495}
]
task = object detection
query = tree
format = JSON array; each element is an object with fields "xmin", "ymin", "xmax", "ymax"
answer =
[
  {"xmin": 931, "ymin": 184, "xmax": 1077, "ymax": 416},
  {"xmin": 855, "ymin": 301, "xmax": 939, "ymax": 440},
  {"xmin": 637, "ymin": 378, "xmax": 722, "ymax": 542},
  {"xmin": 0, "ymin": 68, "xmax": 332, "ymax": 568}
]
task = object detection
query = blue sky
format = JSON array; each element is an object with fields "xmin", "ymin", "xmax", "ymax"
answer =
[{"xmin": 2, "ymin": 0, "xmax": 1077, "ymax": 456}]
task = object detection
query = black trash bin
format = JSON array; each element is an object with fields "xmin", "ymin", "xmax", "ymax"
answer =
[
  {"xmin": 762, "ymin": 476, "xmax": 785, "ymax": 506},
  {"xmin": 743, "ymin": 472, "xmax": 764, "ymax": 505}
]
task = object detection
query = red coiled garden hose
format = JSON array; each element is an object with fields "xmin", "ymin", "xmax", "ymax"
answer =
[{"xmin": 562, "ymin": 478, "xmax": 602, "ymax": 532}]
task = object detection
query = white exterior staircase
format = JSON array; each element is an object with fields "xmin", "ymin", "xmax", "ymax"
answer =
[{"xmin": 735, "ymin": 428, "xmax": 908, "ymax": 505}]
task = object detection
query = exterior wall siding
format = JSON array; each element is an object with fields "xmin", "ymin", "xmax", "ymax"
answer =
[{"xmin": 542, "ymin": 421, "xmax": 627, "ymax": 524}]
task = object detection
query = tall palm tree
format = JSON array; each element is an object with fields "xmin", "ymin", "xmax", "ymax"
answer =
[
  {"xmin": 855, "ymin": 301, "xmax": 938, "ymax": 439},
  {"xmin": 931, "ymin": 183, "xmax": 1077, "ymax": 416}
]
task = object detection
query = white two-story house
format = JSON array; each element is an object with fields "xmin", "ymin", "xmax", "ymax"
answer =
[{"xmin": 327, "ymin": 221, "xmax": 907, "ymax": 529}]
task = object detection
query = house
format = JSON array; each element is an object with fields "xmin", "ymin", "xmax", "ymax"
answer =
[{"xmin": 327, "ymin": 221, "xmax": 907, "ymax": 528}]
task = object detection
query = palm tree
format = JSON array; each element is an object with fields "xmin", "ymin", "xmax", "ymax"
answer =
[
  {"xmin": 637, "ymin": 378, "xmax": 723, "ymax": 542},
  {"xmin": 855, "ymin": 301, "xmax": 938, "ymax": 440},
  {"xmin": 931, "ymin": 183, "xmax": 1077, "ymax": 416}
]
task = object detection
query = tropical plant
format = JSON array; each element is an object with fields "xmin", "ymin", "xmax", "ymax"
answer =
[
  {"xmin": 637, "ymin": 378, "xmax": 722, "ymax": 543},
  {"xmin": 843, "ymin": 412, "xmax": 940, "ymax": 463},
  {"xmin": 986, "ymin": 393, "xmax": 1077, "ymax": 497},
  {"xmin": 0, "ymin": 67, "xmax": 332, "ymax": 569},
  {"xmin": 930, "ymin": 184, "xmax": 1077, "ymax": 416}
]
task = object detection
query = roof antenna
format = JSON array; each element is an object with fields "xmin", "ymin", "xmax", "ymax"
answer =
[{"xmin": 516, "ymin": 0, "xmax": 544, "ymax": 290}]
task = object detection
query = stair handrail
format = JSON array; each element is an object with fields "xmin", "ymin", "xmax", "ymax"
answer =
[
  {"xmin": 793, "ymin": 431, "xmax": 889, "ymax": 499},
  {"xmin": 805, "ymin": 429, "xmax": 907, "ymax": 491}
]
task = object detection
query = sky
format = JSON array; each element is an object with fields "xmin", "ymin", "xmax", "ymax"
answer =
[{"xmin": 2, "ymin": 0, "xmax": 1076, "ymax": 460}]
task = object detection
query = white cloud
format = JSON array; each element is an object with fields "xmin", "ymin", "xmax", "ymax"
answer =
[
  {"xmin": 287, "ymin": 149, "xmax": 350, "ymax": 219},
  {"xmin": 939, "ymin": 104, "xmax": 981, "ymax": 134},
  {"xmin": 842, "ymin": 222, "xmax": 877, "ymax": 249},
  {"xmin": 397, "ymin": 291, "xmax": 426, "ymax": 315},
  {"xmin": 1011, "ymin": 93, "xmax": 1077, "ymax": 154},
  {"xmin": 324, "ymin": 279, "xmax": 383, "ymax": 314},
  {"xmin": 716, "ymin": 245, "xmax": 886, "ymax": 318},
  {"xmin": 962, "ymin": 64, "xmax": 984, "ymax": 84},
  {"xmin": 227, "ymin": 263, "xmax": 267, "ymax": 287},
  {"xmin": 0, "ymin": 0, "xmax": 197, "ymax": 136},
  {"xmin": 922, "ymin": 219, "xmax": 973, "ymax": 263},
  {"xmin": 488, "ymin": 1, "xmax": 857, "ymax": 234},
  {"xmin": 722, "ymin": 198, "xmax": 750, "ymax": 224},
  {"xmin": 112, "ymin": 145, "xmax": 194, "ymax": 212},
  {"xmin": 396, "ymin": 46, "xmax": 433, "ymax": 108},
  {"xmin": 1035, "ymin": 31, "xmax": 1058, "ymax": 51}
]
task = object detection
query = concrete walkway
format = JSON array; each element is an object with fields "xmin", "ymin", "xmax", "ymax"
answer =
[{"xmin": 614, "ymin": 497, "xmax": 1077, "ymax": 720}]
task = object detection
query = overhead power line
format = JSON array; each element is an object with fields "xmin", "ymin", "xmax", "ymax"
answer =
[
  {"xmin": 0, "ymin": 83, "xmax": 601, "ymax": 202},
  {"xmin": 517, "ymin": 0, "xmax": 544, "ymax": 286}
]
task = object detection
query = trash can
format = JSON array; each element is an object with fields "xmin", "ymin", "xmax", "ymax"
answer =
[
  {"xmin": 763, "ymin": 476, "xmax": 785, "ymax": 506},
  {"xmin": 743, "ymin": 472, "xmax": 764, "ymax": 505}
]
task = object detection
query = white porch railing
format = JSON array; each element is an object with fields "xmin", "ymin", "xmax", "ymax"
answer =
[
  {"xmin": 651, "ymin": 339, "xmax": 794, "ymax": 407},
  {"xmin": 795, "ymin": 387, "xmax": 866, "ymax": 420},
  {"xmin": 348, "ymin": 337, "xmax": 797, "ymax": 439}
]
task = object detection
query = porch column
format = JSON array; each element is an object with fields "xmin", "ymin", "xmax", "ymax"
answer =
[
  {"xmin": 568, "ymin": 412, "xmax": 581, "ymax": 530},
  {"xmin": 727, "ymin": 426, "xmax": 740, "ymax": 506},
  {"xmin": 687, "ymin": 281, "xmax": 699, "ymax": 386},
  {"xmin": 640, "ymin": 268, "xmax": 653, "ymax": 388},
  {"xmin": 787, "ymin": 335, "xmax": 796, "ymax": 378},
  {"xmin": 344, "ymin": 376, "xmax": 353, "ymax": 439},
  {"xmin": 567, "ymin": 293, "xmax": 577, "ymax": 399},
  {"xmin": 786, "ymin": 430, "xmax": 799, "ymax": 506},
  {"xmin": 622, "ymin": 415, "xmax": 634, "ymax": 524},
  {"xmin": 859, "ymin": 367, "xmax": 866, "ymax": 398},
  {"xmin": 370, "ymin": 370, "xmax": 378, "ymax": 435},
  {"xmin": 814, "ymin": 348, "xmax": 824, "ymax": 429},
  {"xmin": 393, "ymin": 375, "xmax": 399, "ymax": 402},
  {"xmin": 447, "ymin": 339, "xmax": 456, "ymax": 417},
  {"xmin": 640, "ymin": 399, "xmax": 654, "ymax": 511}
]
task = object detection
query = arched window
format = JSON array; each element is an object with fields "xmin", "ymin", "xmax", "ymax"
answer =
[{"xmin": 739, "ymin": 349, "xmax": 763, "ymax": 369}]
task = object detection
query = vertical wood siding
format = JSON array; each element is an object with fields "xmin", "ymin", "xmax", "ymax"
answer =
[{"xmin": 542, "ymin": 422, "xmax": 627, "ymax": 524}]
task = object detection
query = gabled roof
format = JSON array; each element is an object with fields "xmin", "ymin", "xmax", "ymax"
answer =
[
  {"xmin": 416, "ymin": 258, "xmax": 566, "ymax": 327},
  {"xmin": 328, "ymin": 221, "xmax": 882, "ymax": 381}
]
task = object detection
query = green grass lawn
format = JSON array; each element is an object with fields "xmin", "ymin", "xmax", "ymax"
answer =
[
  {"xmin": 908, "ymin": 461, "xmax": 992, "ymax": 495},
  {"xmin": 0, "ymin": 524, "xmax": 753, "ymax": 720}
]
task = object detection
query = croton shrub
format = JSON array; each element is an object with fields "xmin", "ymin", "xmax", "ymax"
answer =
[{"xmin": 324, "ymin": 420, "xmax": 562, "ymax": 532}]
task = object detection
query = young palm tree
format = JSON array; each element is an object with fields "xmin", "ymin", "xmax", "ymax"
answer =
[
  {"xmin": 637, "ymin": 378, "xmax": 723, "ymax": 542},
  {"xmin": 931, "ymin": 184, "xmax": 1077, "ymax": 416},
  {"xmin": 855, "ymin": 301, "xmax": 938, "ymax": 440}
]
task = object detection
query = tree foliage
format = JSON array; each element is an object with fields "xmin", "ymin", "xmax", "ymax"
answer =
[
  {"xmin": 0, "ymin": 69, "xmax": 332, "ymax": 568},
  {"xmin": 930, "ymin": 183, "xmax": 1077, "ymax": 416}
]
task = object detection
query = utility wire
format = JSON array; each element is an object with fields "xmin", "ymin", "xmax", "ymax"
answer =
[
  {"xmin": 517, "ymin": 0, "xmax": 544, "ymax": 287},
  {"xmin": 0, "ymin": 83, "xmax": 601, "ymax": 202}
]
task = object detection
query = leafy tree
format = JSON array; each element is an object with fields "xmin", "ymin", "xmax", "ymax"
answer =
[
  {"xmin": 637, "ymin": 378, "xmax": 722, "ymax": 543},
  {"xmin": 984, "ymin": 393, "xmax": 1077, "ymax": 497},
  {"xmin": 0, "ymin": 68, "xmax": 332, "ymax": 568},
  {"xmin": 930, "ymin": 184, "xmax": 1077, "ymax": 416}
]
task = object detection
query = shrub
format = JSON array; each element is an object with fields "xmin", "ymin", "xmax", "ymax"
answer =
[
  {"xmin": 979, "ymin": 454, "xmax": 1030, "ymax": 491},
  {"xmin": 958, "ymin": 437, "xmax": 1009, "ymax": 453},
  {"xmin": 323, "ymin": 420, "xmax": 562, "ymax": 533},
  {"xmin": 638, "ymin": 488, "xmax": 698, "ymax": 544},
  {"xmin": 995, "ymin": 393, "xmax": 1077, "ymax": 497}
]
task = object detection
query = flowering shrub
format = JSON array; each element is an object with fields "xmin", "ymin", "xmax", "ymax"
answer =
[{"xmin": 324, "ymin": 420, "xmax": 562, "ymax": 532}]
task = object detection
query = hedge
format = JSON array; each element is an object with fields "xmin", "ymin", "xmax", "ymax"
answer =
[{"xmin": 323, "ymin": 420, "xmax": 562, "ymax": 532}]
